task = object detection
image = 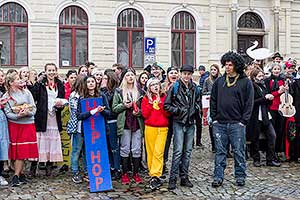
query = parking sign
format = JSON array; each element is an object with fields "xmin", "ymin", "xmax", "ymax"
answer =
[{"xmin": 145, "ymin": 38, "xmax": 156, "ymax": 54}]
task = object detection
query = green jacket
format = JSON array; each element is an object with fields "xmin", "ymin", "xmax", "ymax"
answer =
[{"xmin": 112, "ymin": 89, "xmax": 144, "ymax": 136}]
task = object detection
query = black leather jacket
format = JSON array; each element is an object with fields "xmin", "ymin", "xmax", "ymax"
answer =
[{"xmin": 164, "ymin": 79, "xmax": 201, "ymax": 125}]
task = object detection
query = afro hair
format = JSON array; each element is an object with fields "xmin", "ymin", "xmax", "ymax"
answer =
[{"xmin": 221, "ymin": 51, "xmax": 246, "ymax": 74}]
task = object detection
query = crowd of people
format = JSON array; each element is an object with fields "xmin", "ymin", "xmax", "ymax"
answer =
[{"xmin": 0, "ymin": 51, "xmax": 300, "ymax": 191}]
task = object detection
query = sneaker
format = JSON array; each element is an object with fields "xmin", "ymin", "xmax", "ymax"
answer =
[
  {"xmin": 121, "ymin": 173, "xmax": 130, "ymax": 185},
  {"xmin": 19, "ymin": 174, "xmax": 28, "ymax": 184},
  {"xmin": 211, "ymin": 179, "xmax": 223, "ymax": 188},
  {"xmin": 132, "ymin": 173, "xmax": 143, "ymax": 184},
  {"xmin": 266, "ymin": 160, "xmax": 281, "ymax": 167},
  {"xmin": 253, "ymin": 161, "xmax": 261, "ymax": 167},
  {"xmin": 168, "ymin": 179, "xmax": 177, "ymax": 190},
  {"xmin": 83, "ymin": 174, "xmax": 89, "ymax": 182},
  {"xmin": 180, "ymin": 177, "xmax": 193, "ymax": 188},
  {"xmin": 113, "ymin": 170, "xmax": 121, "ymax": 180},
  {"xmin": 72, "ymin": 172, "xmax": 83, "ymax": 184},
  {"xmin": 236, "ymin": 179, "xmax": 245, "ymax": 187},
  {"xmin": 0, "ymin": 176, "xmax": 8, "ymax": 186},
  {"xmin": 149, "ymin": 177, "xmax": 162, "ymax": 190},
  {"xmin": 11, "ymin": 175, "xmax": 20, "ymax": 187}
]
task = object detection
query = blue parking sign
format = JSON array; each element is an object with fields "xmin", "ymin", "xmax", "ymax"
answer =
[{"xmin": 145, "ymin": 38, "xmax": 156, "ymax": 54}]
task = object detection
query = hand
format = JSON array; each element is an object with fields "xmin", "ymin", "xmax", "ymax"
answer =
[
  {"xmin": 278, "ymin": 86, "xmax": 285, "ymax": 94},
  {"xmin": 18, "ymin": 109, "xmax": 28, "ymax": 117},
  {"xmin": 55, "ymin": 100, "xmax": 63, "ymax": 108},
  {"xmin": 96, "ymin": 106, "xmax": 105, "ymax": 113},
  {"xmin": 265, "ymin": 94, "xmax": 274, "ymax": 100},
  {"xmin": 124, "ymin": 102, "xmax": 132, "ymax": 108}
]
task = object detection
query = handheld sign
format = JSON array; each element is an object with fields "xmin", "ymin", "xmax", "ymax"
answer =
[
  {"xmin": 80, "ymin": 98, "xmax": 112, "ymax": 192},
  {"xmin": 59, "ymin": 106, "xmax": 72, "ymax": 168}
]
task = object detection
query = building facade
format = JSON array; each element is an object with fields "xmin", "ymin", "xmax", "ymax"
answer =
[{"xmin": 0, "ymin": 0, "xmax": 298, "ymax": 72}]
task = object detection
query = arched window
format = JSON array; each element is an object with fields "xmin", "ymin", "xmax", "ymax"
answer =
[
  {"xmin": 238, "ymin": 12, "xmax": 264, "ymax": 29},
  {"xmin": 0, "ymin": 3, "xmax": 28, "ymax": 66},
  {"xmin": 59, "ymin": 6, "xmax": 88, "ymax": 67},
  {"xmin": 117, "ymin": 9, "xmax": 144, "ymax": 68},
  {"xmin": 171, "ymin": 11, "xmax": 196, "ymax": 68}
]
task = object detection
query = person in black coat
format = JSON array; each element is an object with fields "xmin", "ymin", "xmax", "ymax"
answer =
[
  {"xmin": 247, "ymin": 69, "xmax": 280, "ymax": 167},
  {"xmin": 30, "ymin": 63, "xmax": 65, "ymax": 176}
]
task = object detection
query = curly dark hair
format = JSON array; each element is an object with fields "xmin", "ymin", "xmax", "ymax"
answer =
[{"xmin": 221, "ymin": 51, "xmax": 246, "ymax": 74}]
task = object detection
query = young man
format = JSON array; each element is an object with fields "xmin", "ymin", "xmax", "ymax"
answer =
[
  {"xmin": 198, "ymin": 65, "xmax": 209, "ymax": 90},
  {"xmin": 272, "ymin": 52, "xmax": 283, "ymax": 64},
  {"xmin": 210, "ymin": 51, "xmax": 254, "ymax": 187},
  {"xmin": 85, "ymin": 61, "xmax": 96, "ymax": 75},
  {"xmin": 164, "ymin": 64, "xmax": 201, "ymax": 190},
  {"xmin": 150, "ymin": 62, "xmax": 166, "ymax": 83},
  {"xmin": 112, "ymin": 63, "xmax": 125, "ymax": 80}
]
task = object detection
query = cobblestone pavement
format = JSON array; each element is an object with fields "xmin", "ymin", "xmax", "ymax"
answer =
[{"xmin": 1, "ymin": 128, "xmax": 300, "ymax": 200}]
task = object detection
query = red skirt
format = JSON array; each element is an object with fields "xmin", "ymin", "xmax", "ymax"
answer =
[{"xmin": 8, "ymin": 121, "xmax": 39, "ymax": 160}]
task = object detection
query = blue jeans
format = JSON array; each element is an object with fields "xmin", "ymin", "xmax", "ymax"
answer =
[
  {"xmin": 71, "ymin": 133, "xmax": 87, "ymax": 174},
  {"xmin": 169, "ymin": 122, "xmax": 195, "ymax": 180},
  {"xmin": 213, "ymin": 122, "xmax": 246, "ymax": 181},
  {"xmin": 107, "ymin": 122, "xmax": 120, "ymax": 171}
]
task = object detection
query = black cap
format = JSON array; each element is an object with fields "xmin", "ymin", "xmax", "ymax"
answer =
[
  {"xmin": 180, "ymin": 64, "xmax": 194, "ymax": 73},
  {"xmin": 198, "ymin": 65, "xmax": 206, "ymax": 71},
  {"xmin": 272, "ymin": 52, "xmax": 283, "ymax": 60}
]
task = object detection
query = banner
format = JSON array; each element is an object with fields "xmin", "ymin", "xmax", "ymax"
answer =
[
  {"xmin": 80, "ymin": 98, "xmax": 112, "ymax": 193},
  {"xmin": 202, "ymin": 95, "xmax": 210, "ymax": 126},
  {"xmin": 59, "ymin": 106, "xmax": 72, "ymax": 167}
]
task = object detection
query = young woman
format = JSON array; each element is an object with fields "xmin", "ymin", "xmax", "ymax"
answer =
[
  {"xmin": 3, "ymin": 71, "xmax": 38, "ymax": 186},
  {"xmin": 0, "ymin": 69, "xmax": 9, "ymax": 186},
  {"xmin": 19, "ymin": 67, "xmax": 31, "ymax": 89},
  {"xmin": 248, "ymin": 69, "xmax": 280, "ymax": 167},
  {"xmin": 91, "ymin": 68, "xmax": 103, "ymax": 89},
  {"xmin": 265, "ymin": 63, "xmax": 287, "ymax": 161},
  {"xmin": 141, "ymin": 78, "xmax": 169, "ymax": 190},
  {"xmin": 162, "ymin": 67, "xmax": 179, "ymax": 175},
  {"xmin": 100, "ymin": 71, "xmax": 121, "ymax": 180},
  {"xmin": 77, "ymin": 75, "xmax": 110, "ymax": 182},
  {"xmin": 137, "ymin": 72, "xmax": 149, "ymax": 95},
  {"xmin": 67, "ymin": 76, "xmax": 85, "ymax": 183},
  {"xmin": 202, "ymin": 64, "xmax": 221, "ymax": 152},
  {"xmin": 78, "ymin": 65, "xmax": 88, "ymax": 77},
  {"xmin": 112, "ymin": 69, "xmax": 144, "ymax": 185},
  {"xmin": 32, "ymin": 63, "xmax": 65, "ymax": 176},
  {"xmin": 29, "ymin": 69, "xmax": 38, "ymax": 86}
]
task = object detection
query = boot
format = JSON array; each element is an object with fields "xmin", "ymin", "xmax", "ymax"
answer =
[
  {"xmin": 29, "ymin": 161, "xmax": 38, "ymax": 178},
  {"xmin": 45, "ymin": 162, "xmax": 53, "ymax": 177},
  {"xmin": 132, "ymin": 157, "xmax": 142, "ymax": 184}
]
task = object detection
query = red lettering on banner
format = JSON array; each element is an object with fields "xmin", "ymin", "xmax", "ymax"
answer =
[
  {"xmin": 92, "ymin": 163, "xmax": 102, "ymax": 176},
  {"xmin": 95, "ymin": 177, "xmax": 103, "ymax": 190},
  {"xmin": 91, "ymin": 150, "xmax": 101, "ymax": 163},
  {"xmin": 92, "ymin": 131, "xmax": 100, "ymax": 144}
]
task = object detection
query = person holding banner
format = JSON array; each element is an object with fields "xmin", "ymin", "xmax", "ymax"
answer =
[
  {"xmin": 77, "ymin": 75, "xmax": 110, "ymax": 182},
  {"xmin": 112, "ymin": 68, "xmax": 144, "ymax": 185},
  {"xmin": 3, "ymin": 71, "xmax": 38, "ymax": 186},
  {"xmin": 142, "ymin": 77, "xmax": 169, "ymax": 190},
  {"xmin": 202, "ymin": 64, "xmax": 221, "ymax": 153},
  {"xmin": 32, "ymin": 63, "xmax": 65, "ymax": 177}
]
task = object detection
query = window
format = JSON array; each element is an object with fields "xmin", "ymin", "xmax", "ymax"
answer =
[
  {"xmin": 59, "ymin": 6, "xmax": 88, "ymax": 67},
  {"xmin": 117, "ymin": 9, "xmax": 144, "ymax": 68},
  {"xmin": 171, "ymin": 12, "xmax": 196, "ymax": 67},
  {"xmin": 238, "ymin": 12, "xmax": 264, "ymax": 29},
  {"xmin": 0, "ymin": 3, "xmax": 28, "ymax": 66}
]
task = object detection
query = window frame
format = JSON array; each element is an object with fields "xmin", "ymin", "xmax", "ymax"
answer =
[
  {"xmin": 171, "ymin": 11, "xmax": 196, "ymax": 67},
  {"xmin": 59, "ymin": 6, "xmax": 88, "ymax": 67},
  {"xmin": 0, "ymin": 3, "xmax": 28, "ymax": 67},
  {"xmin": 117, "ymin": 9, "xmax": 144, "ymax": 68}
]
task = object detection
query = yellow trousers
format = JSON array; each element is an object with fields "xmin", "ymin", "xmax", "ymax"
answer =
[{"xmin": 145, "ymin": 125, "xmax": 168, "ymax": 177}]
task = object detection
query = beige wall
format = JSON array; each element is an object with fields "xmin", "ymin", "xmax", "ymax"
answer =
[{"xmin": 0, "ymin": 0, "xmax": 297, "ymax": 74}]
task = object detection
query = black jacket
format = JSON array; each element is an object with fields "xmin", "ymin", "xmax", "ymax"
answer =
[
  {"xmin": 246, "ymin": 82, "xmax": 271, "ymax": 142},
  {"xmin": 164, "ymin": 79, "xmax": 201, "ymax": 125},
  {"xmin": 100, "ymin": 88, "xmax": 118, "ymax": 121},
  {"xmin": 32, "ymin": 77, "xmax": 65, "ymax": 132},
  {"xmin": 292, "ymin": 79, "xmax": 300, "ymax": 126},
  {"xmin": 210, "ymin": 73, "xmax": 254, "ymax": 125}
]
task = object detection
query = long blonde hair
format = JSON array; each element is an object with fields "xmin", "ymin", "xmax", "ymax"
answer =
[{"xmin": 119, "ymin": 70, "xmax": 140, "ymax": 103}]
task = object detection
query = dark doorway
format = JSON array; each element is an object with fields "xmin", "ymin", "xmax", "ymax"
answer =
[{"xmin": 238, "ymin": 35, "xmax": 263, "ymax": 65}]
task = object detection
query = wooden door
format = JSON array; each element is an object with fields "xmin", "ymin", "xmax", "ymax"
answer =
[{"xmin": 238, "ymin": 35, "xmax": 263, "ymax": 64}]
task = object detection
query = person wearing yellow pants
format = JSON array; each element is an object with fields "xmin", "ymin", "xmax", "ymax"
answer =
[{"xmin": 141, "ymin": 77, "xmax": 169, "ymax": 190}]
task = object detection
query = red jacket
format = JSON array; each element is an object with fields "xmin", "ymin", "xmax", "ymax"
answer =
[
  {"xmin": 64, "ymin": 82, "xmax": 71, "ymax": 100},
  {"xmin": 269, "ymin": 79, "xmax": 284, "ymax": 111},
  {"xmin": 141, "ymin": 95, "xmax": 169, "ymax": 127}
]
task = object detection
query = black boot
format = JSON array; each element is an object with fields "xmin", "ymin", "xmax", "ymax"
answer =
[
  {"xmin": 29, "ymin": 161, "xmax": 38, "ymax": 178},
  {"xmin": 121, "ymin": 157, "xmax": 129, "ymax": 174},
  {"xmin": 45, "ymin": 162, "xmax": 53, "ymax": 177},
  {"xmin": 132, "ymin": 157, "xmax": 141, "ymax": 175}
]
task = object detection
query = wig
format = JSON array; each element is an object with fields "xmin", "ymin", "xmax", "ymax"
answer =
[{"xmin": 221, "ymin": 51, "xmax": 246, "ymax": 74}]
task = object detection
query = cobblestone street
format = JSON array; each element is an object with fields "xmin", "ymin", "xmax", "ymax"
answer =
[{"xmin": 1, "ymin": 128, "xmax": 300, "ymax": 200}]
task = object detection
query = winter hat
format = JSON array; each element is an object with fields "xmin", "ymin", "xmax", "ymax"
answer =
[
  {"xmin": 119, "ymin": 68, "xmax": 136, "ymax": 83},
  {"xmin": 272, "ymin": 52, "xmax": 283, "ymax": 60},
  {"xmin": 180, "ymin": 64, "xmax": 194, "ymax": 73},
  {"xmin": 91, "ymin": 68, "xmax": 103, "ymax": 76},
  {"xmin": 152, "ymin": 62, "xmax": 166, "ymax": 74},
  {"xmin": 146, "ymin": 77, "xmax": 160, "ymax": 88},
  {"xmin": 167, "ymin": 66, "xmax": 179, "ymax": 74},
  {"xmin": 198, "ymin": 65, "xmax": 206, "ymax": 71}
]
